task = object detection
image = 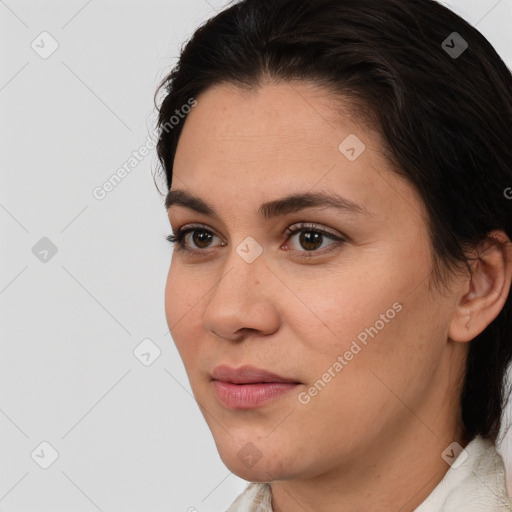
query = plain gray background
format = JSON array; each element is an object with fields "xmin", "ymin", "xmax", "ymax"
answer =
[{"xmin": 1, "ymin": 1, "xmax": 511, "ymax": 511}]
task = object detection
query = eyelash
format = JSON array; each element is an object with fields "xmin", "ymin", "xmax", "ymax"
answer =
[{"xmin": 165, "ymin": 222, "xmax": 345, "ymax": 259}]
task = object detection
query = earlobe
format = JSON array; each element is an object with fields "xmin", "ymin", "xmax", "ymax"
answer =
[{"xmin": 448, "ymin": 230, "xmax": 512, "ymax": 343}]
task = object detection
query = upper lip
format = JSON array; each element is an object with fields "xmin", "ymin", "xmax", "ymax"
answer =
[{"xmin": 211, "ymin": 364, "xmax": 300, "ymax": 384}]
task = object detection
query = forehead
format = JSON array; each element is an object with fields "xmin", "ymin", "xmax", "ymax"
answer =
[
  {"xmin": 175, "ymin": 81, "xmax": 370, "ymax": 162},
  {"xmin": 171, "ymin": 81, "xmax": 424, "ymax": 226}
]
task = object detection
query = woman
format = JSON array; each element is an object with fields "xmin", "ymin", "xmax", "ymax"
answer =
[{"xmin": 154, "ymin": 0, "xmax": 512, "ymax": 510}]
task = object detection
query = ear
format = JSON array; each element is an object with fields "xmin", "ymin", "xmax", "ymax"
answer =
[{"xmin": 449, "ymin": 230, "xmax": 512, "ymax": 343}]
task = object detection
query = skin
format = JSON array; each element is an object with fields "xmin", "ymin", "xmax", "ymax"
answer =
[{"xmin": 164, "ymin": 80, "xmax": 512, "ymax": 512}]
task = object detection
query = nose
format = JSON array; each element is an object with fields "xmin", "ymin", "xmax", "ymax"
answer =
[{"xmin": 202, "ymin": 246, "xmax": 280, "ymax": 342}]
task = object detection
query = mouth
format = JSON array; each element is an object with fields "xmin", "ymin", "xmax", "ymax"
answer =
[{"xmin": 210, "ymin": 364, "xmax": 302, "ymax": 409}]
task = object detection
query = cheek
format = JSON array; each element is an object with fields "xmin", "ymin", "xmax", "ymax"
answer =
[
  {"xmin": 164, "ymin": 262, "xmax": 198, "ymax": 352},
  {"xmin": 290, "ymin": 255, "xmax": 439, "ymax": 404},
  {"xmin": 164, "ymin": 263, "xmax": 180, "ymax": 328},
  {"xmin": 285, "ymin": 264, "xmax": 401, "ymax": 360},
  {"xmin": 290, "ymin": 303, "xmax": 435, "ymax": 452}
]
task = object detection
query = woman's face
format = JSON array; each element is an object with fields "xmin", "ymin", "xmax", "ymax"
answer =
[{"xmin": 164, "ymin": 81, "xmax": 467, "ymax": 482}]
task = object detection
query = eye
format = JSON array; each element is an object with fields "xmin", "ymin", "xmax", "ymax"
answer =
[
  {"xmin": 165, "ymin": 222, "xmax": 346, "ymax": 259},
  {"xmin": 165, "ymin": 223, "xmax": 224, "ymax": 253},
  {"xmin": 283, "ymin": 222, "xmax": 345, "ymax": 259}
]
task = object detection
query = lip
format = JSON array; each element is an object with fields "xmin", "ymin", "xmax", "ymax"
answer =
[
  {"xmin": 210, "ymin": 364, "xmax": 301, "ymax": 409},
  {"xmin": 211, "ymin": 364, "xmax": 300, "ymax": 384}
]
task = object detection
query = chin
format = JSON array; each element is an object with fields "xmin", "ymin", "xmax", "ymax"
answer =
[
  {"xmin": 215, "ymin": 439, "xmax": 299, "ymax": 483},
  {"xmin": 221, "ymin": 456, "xmax": 284, "ymax": 483},
  {"xmin": 229, "ymin": 465, "xmax": 274, "ymax": 482}
]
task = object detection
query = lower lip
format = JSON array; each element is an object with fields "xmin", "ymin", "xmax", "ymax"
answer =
[{"xmin": 212, "ymin": 380, "xmax": 300, "ymax": 409}]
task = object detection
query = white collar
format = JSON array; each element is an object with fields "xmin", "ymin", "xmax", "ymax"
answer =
[
  {"xmin": 226, "ymin": 436, "xmax": 512, "ymax": 511},
  {"xmin": 414, "ymin": 435, "xmax": 511, "ymax": 511}
]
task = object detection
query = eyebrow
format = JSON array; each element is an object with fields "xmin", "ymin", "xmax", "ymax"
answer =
[{"xmin": 165, "ymin": 188, "xmax": 373, "ymax": 220}]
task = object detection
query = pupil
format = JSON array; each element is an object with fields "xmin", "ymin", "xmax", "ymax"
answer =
[
  {"xmin": 194, "ymin": 231, "xmax": 213, "ymax": 248},
  {"xmin": 300, "ymin": 231, "xmax": 321, "ymax": 251}
]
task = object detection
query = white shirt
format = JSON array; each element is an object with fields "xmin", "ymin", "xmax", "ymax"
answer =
[{"xmin": 225, "ymin": 436, "xmax": 512, "ymax": 511}]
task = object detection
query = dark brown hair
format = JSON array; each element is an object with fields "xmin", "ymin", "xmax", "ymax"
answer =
[{"xmin": 154, "ymin": 0, "xmax": 512, "ymax": 444}]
